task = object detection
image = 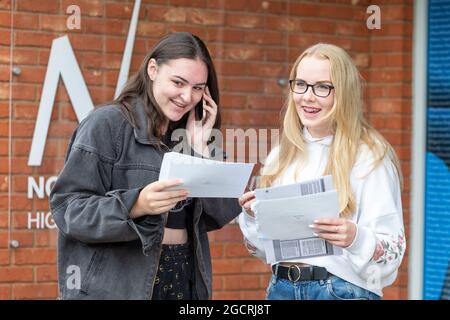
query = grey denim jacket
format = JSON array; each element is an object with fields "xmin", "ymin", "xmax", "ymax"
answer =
[{"xmin": 49, "ymin": 99, "xmax": 241, "ymax": 300}]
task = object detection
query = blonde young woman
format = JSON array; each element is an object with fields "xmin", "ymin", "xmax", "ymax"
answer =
[{"xmin": 238, "ymin": 43, "xmax": 405, "ymax": 300}]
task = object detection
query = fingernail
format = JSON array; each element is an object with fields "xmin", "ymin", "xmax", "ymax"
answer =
[
  {"xmin": 314, "ymin": 220, "xmax": 319, "ymax": 223},
  {"xmin": 308, "ymin": 224, "xmax": 314, "ymax": 228},
  {"xmin": 313, "ymin": 233, "xmax": 318, "ymax": 236}
]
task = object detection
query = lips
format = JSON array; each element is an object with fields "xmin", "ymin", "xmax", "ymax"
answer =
[
  {"xmin": 302, "ymin": 106, "xmax": 321, "ymax": 114},
  {"xmin": 170, "ymin": 99, "xmax": 187, "ymax": 109}
]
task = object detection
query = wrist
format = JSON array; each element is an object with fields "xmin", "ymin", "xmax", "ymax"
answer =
[{"xmin": 130, "ymin": 193, "xmax": 145, "ymax": 219}]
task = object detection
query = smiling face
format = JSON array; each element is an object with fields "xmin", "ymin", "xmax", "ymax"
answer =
[
  {"xmin": 147, "ymin": 58, "xmax": 208, "ymax": 125},
  {"xmin": 293, "ymin": 56, "xmax": 335, "ymax": 138}
]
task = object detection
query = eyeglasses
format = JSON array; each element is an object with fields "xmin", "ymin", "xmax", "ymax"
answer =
[{"xmin": 289, "ymin": 79, "xmax": 334, "ymax": 98}]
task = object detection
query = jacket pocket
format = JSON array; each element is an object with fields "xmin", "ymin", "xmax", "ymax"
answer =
[{"xmin": 80, "ymin": 250, "xmax": 106, "ymax": 294}]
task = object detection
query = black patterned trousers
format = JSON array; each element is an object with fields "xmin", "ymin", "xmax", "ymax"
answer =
[{"xmin": 151, "ymin": 243, "xmax": 196, "ymax": 300}]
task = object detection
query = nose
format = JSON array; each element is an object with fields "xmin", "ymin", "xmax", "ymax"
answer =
[
  {"xmin": 179, "ymin": 86, "xmax": 193, "ymax": 104},
  {"xmin": 302, "ymin": 86, "xmax": 315, "ymax": 101}
]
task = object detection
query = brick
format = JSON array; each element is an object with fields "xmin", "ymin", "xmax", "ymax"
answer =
[
  {"xmin": 226, "ymin": 13, "xmax": 264, "ymax": 29},
  {"xmin": 247, "ymin": 95, "xmax": 283, "ymax": 110},
  {"xmin": 0, "ymin": 231, "xmax": 6, "ymax": 247},
  {"xmin": 223, "ymin": 243, "xmax": 249, "ymax": 258},
  {"xmin": 13, "ymin": 283, "xmax": 58, "ymax": 299},
  {"xmin": 70, "ymin": 34, "xmax": 104, "ymax": 52},
  {"xmin": 0, "ymin": 267, "xmax": 33, "ymax": 282},
  {"xmin": 187, "ymin": 10, "xmax": 225, "ymax": 26},
  {"xmin": 0, "ymin": 285, "xmax": 11, "ymax": 299},
  {"xmin": 85, "ymin": 18, "xmax": 128, "ymax": 35},
  {"xmin": 212, "ymin": 275, "xmax": 223, "ymax": 290},
  {"xmin": 0, "ymin": 0, "xmax": 11, "ymax": 9},
  {"xmin": 106, "ymin": 2, "xmax": 143, "ymax": 19},
  {"xmin": 209, "ymin": 243, "xmax": 223, "ymax": 259},
  {"xmin": 247, "ymin": 0, "xmax": 287, "ymax": 14},
  {"xmin": 212, "ymin": 291, "xmax": 240, "ymax": 300},
  {"xmin": 0, "ymin": 139, "xmax": 7, "ymax": 156},
  {"xmin": 148, "ymin": 6, "xmax": 187, "ymax": 23},
  {"xmin": 62, "ymin": 0, "xmax": 104, "ymax": 17},
  {"xmin": 266, "ymin": 16, "xmax": 299, "ymax": 32},
  {"xmin": 289, "ymin": 2, "xmax": 321, "ymax": 17},
  {"xmin": 207, "ymin": 29, "xmax": 245, "ymax": 44},
  {"xmin": 244, "ymin": 30, "xmax": 286, "ymax": 46},
  {"xmin": 264, "ymin": 47, "xmax": 288, "ymax": 63},
  {"xmin": 11, "ymin": 48, "xmax": 40, "ymax": 65},
  {"xmin": 14, "ymin": 248, "xmax": 56, "ymax": 265},
  {"xmin": 13, "ymin": 102, "xmax": 38, "ymax": 120},
  {"xmin": 371, "ymin": 99, "xmax": 403, "ymax": 113},
  {"xmin": 36, "ymin": 265, "xmax": 57, "ymax": 282},
  {"xmin": 10, "ymin": 195, "xmax": 32, "ymax": 210},
  {"xmin": 169, "ymin": 0, "xmax": 206, "ymax": 8},
  {"xmin": 211, "ymin": 225, "xmax": 245, "ymax": 242},
  {"xmin": 35, "ymin": 230, "xmax": 58, "ymax": 247},
  {"xmin": 223, "ymin": 275, "xmax": 260, "ymax": 290},
  {"xmin": 14, "ymin": 12, "xmax": 40, "ymax": 29},
  {"xmin": 207, "ymin": 0, "xmax": 248, "ymax": 11},
  {"xmin": 223, "ymin": 78, "xmax": 264, "ymax": 93},
  {"xmin": 13, "ymin": 66, "xmax": 46, "ymax": 84},
  {"xmin": 0, "ymin": 30, "xmax": 10, "ymax": 45},
  {"xmin": 241, "ymin": 259, "xmax": 270, "ymax": 274},
  {"xmin": 0, "ymin": 249, "xmax": 10, "ymax": 265},
  {"xmin": 11, "ymin": 122, "xmax": 36, "ymax": 138},
  {"xmin": 0, "ymin": 11, "xmax": 11, "ymax": 27},
  {"xmin": 0, "ymin": 176, "xmax": 7, "ymax": 192},
  {"xmin": 14, "ymin": 31, "xmax": 54, "ymax": 48},
  {"xmin": 12, "ymin": 83, "xmax": 36, "ymax": 101},
  {"xmin": 9, "ymin": 231, "xmax": 34, "ymax": 247},
  {"xmin": 136, "ymin": 22, "xmax": 166, "ymax": 37},
  {"xmin": 248, "ymin": 62, "xmax": 287, "ymax": 78},
  {"xmin": 299, "ymin": 19, "xmax": 336, "ymax": 34},
  {"xmin": 240, "ymin": 290, "xmax": 265, "ymax": 300},
  {"xmin": 12, "ymin": 212, "xmax": 29, "ymax": 230},
  {"xmin": 17, "ymin": 0, "xmax": 59, "ymax": 13},
  {"xmin": 212, "ymin": 259, "xmax": 241, "ymax": 274},
  {"xmin": 40, "ymin": 15, "xmax": 69, "ymax": 32},
  {"xmin": 220, "ymin": 94, "xmax": 247, "ymax": 109}
]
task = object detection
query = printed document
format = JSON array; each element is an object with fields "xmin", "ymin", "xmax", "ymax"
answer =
[
  {"xmin": 158, "ymin": 152, "xmax": 254, "ymax": 198},
  {"xmin": 251, "ymin": 176, "xmax": 343, "ymax": 264}
]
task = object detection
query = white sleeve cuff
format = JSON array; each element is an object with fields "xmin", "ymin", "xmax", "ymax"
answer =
[{"xmin": 345, "ymin": 224, "xmax": 377, "ymax": 260}]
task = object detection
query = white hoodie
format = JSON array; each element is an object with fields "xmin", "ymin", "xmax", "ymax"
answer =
[{"xmin": 238, "ymin": 128, "xmax": 405, "ymax": 297}]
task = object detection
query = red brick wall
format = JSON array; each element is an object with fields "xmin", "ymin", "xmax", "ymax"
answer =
[{"xmin": 0, "ymin": 0, "xmax": 413, "ymax": 299}]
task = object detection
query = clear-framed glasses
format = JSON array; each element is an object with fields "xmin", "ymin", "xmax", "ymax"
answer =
[{"xmin": 289, "ymin": 79, "xmax": 334, "ymax": 98}]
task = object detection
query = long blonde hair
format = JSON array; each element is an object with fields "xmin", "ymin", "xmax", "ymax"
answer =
[{"xmin": 261, "ymin": 43, "xmax": 402, "ymax": 217}]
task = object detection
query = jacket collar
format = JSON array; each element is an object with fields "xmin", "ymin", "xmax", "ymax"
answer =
[
  {"xmin": 303, "ymin": 127, "xmax": 333, "ymax": 146},
  {"xmin": 133, "ymin": 98, "xmax": 161, "ymax": 146}
]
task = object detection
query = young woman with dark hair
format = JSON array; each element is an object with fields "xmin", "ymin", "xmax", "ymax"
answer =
[{"xmin": 50, "ymin": 32, "xmax": 240, "ymax": 300}]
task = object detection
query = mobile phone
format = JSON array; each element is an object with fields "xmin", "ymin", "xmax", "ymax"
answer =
[{"xmin": 195, "ymin": 99, "xmax": 204, "ymax": 121}]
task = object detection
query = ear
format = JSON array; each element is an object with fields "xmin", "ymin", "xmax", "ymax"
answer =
[{"xmin": 147, "ymin": 58, "xmax": 158, "ymax": 81}]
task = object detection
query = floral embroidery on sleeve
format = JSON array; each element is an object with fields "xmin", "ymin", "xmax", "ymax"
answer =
[{"xmin": 372, "ymin": 230, "xmax": 405, "ymax": 264}]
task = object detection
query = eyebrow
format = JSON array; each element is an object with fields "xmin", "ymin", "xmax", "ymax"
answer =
[
  {"xmin": 173, "ymin": 75, "xmax": 207, "ymax": 86},
  {"xmin": 295, "ymin": 78, "xmax": 332, "ymax": 84}
]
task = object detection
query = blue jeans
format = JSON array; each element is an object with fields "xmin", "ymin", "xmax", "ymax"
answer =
[{"xmin": 266, "ymin": 274, "xmax": 381, "ymax": 300}]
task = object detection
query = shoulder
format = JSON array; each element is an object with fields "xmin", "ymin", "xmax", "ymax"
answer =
[
  {"xmin": 72, "ymin": 104, "xmax": 130, "ymax": 158},
  {"xmin": 80, "ymin": 104, "xmax": 127, "ymax": 129},
  {"xmin": 354, "ymin": 143, "xmax": 398, "ymax": 182}
]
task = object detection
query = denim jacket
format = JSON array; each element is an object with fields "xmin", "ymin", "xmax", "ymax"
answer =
[{"xmin": 49, "ymin": 99, "xmax": 241, "ymax": 299}]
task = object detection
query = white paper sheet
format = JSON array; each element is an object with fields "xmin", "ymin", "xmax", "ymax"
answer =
[
  {"xmin": 249, "ymin": 176, "xmax": 342, "ymax": 264},
  {"xmin": 254, "ymin": 175, "xmax": 334, "ymax": 200},
  {"xmin": 158, "ymin": 152, "xmax": 255, "ymax": 198}
]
